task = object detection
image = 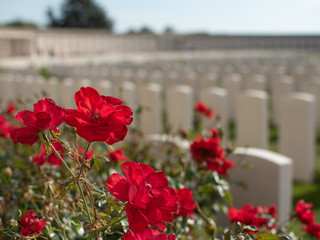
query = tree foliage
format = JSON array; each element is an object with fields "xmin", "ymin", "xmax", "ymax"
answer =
[
  {"xmin": 47, "ymin": 0, "xmax": 113, "ymax": 30},
  {"xmin": 2, "ymin": 19, "xmax": 38, "ymax": 29}
]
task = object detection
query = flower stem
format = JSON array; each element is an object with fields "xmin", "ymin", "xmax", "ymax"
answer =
[
  {"xmin": 78, "ymin": 142, "xmax": 103, "ymax": 225},
  {"xmin": 78, "ymin": 142, "xmax": 91, "ymax": 177},
  {"xmin": 50, "ymin": 194, "xmax": 68, "ymax": 240},
  {"xmin": 195, "ymin": 201, "xmax": 216, "ymax": 239},
  {"xmin": 45, "ymin": 133, "xmax": 93, "ymax": 226},
  {"xmin": 44, "ymin": 133, "xmax": 76, "ymax": 178},
  {"xmin": 77, "ymin": 181, "xmax": 93, "ymax": 225}
]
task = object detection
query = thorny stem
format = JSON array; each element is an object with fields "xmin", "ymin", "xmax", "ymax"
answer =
[
  {"xmin": 77, "ymin": 181, "xmax": 93, "ymax": 225},
  {"xmin": 44, "ymin": 133, "xmax": 76, "ymax": 178},
  {"xmin": 78, "ymin": 142, "xmax": 91, "ymax": 178},
  {"xmin": 104, "ymin": 142, "xmax": 113, "ymax": 152},
  {"xmin": 50, "ymin": 130, "xmax": 72, "ymax": 152},
  {"xmin": 195, "ymin": 201, "xmax": 216, "ymax": 240},
  {"xmin": 45, "ymin": 133, "xmax": 93, "ymax": 227},
  {"xmin": 50, "ymin": 195, "xmax": 68, "ymax": 240},
  {"xmin": 77, "ymin": 142, "xmax": 102, "ymax": 226}
]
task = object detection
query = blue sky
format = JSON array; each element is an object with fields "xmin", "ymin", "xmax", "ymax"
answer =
[{"xmin": 1, "ymin": 0, "xmax": 320, "ymax": 34}]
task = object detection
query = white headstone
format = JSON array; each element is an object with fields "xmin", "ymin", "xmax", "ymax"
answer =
[
  {"xmin": 271, "ymin": 76, "xmax": 294, "ymax": 126},
  {"xmin": 22, "ymin": 75, "xmax": 36, "ymax": 109},
  {"xmin": 166, "ymin": 85, "xmax": 194, "ymax": 132},
  {"xmin": 138, "ymin": 83, "xmax": 163, "ymax": 134},
  {"xmin": 228, "ymin": 147, "xmax": 292, "ymax": 223},
  {"xmin": 245, "ymin": 74, "xmax": 267, "ymax": 91},
  {"xmin": 60, "ymin": 78, "xmax": 76, "ymax": 108},
  {"xmin": 46, "ymin": 77, "xmax": 60, "ymax": 103},
  {"xmin": 200, "ymin": 87, "xmax": 228, "ymax": 146},
  {"xmin": 236, "ymin": 90, "xmax": 269, "ymax": 149},
  {"xmin": 118, "ymin": 81, "xmax": 136, "ymax": 108},
  {"xmin": 94, "ymin": 79, "xmax": 113, "ymax": 97},
  {"xmin": 0, "ymin": 74, "xmax": 15, "ymax": 109},
  {"xmin": 279, "ymin": 92, "xmax": 316, "ymax": 183},
  {"xmin": 301, "ymin": 80, "xmax": 320, "ymax": 130},
  {"xmin": 76, "ymin": 78, "xmax": 92, "ymax": 90},
  {"xmin": 34, "ymin": 76, "xmax": 46, "ymax": 99},
  {"xmin": 222, "ymin": 73, "xmax": 242, "ymax": 121}
]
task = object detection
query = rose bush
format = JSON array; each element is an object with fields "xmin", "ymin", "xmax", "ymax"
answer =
[{"xmin": 0, "ymin": 86, "xmax": 317, "ymax": 240}]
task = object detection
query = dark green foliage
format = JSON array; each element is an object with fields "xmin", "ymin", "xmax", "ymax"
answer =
[
  {"xmin": 1, "ymin": 20, "xmax": 38, "ymax": 29},
  {"xmin": 47, "ymin": 0, "xmax": 113, "ymax": 30}
]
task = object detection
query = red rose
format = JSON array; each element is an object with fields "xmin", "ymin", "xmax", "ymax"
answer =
[
  {"xmin": 0, "ymin": 114, "xmax": 16, "ymax": 138},
  {"xmin": 174, "ymin": 188, "xmax": 196, "ymax": 218},
  {"xmin": 195, "ymin": 101, "xmax": 214, "ymax": 119},
  {"xmin": 295, "ymin": 199, "xmax": 315, "ymax": 225},
  {"xmin": 105, "ymin": 162, "xmax": 177, "ymax": 232},
  {"xmin": 33, "ymin": 141, "xmax": 64, "ymax": 167},
  {"xmin": 20, "ymin": 210, "xmax": 46, "ymax": 236},
  {"xmin": 190, "ymin": 133, "xmax": 233, "ymax": 176},
  {"xmin": 65, "ymin": 87, "xmax": 133, "ymax": 144},
  {"xmin": 108, "ymin": 149, "xmax": 128, "ymax": 162},
  {"xmin": 122, "ymin": 227, "xmax": 176, "ymax": 240},
  {"xmin": 228, "ymin": 204, "xmax": 277, "ymax": 229},
  {"xmin": 6, "ymin": 101, "xmax": 16, "ymax": 116},
  {"xmin": 78, "ymin": 147, "xmax": 94, "ymax": 160},
  {"xmin": 302, "ymin": 222, "xmax": 320, "ymax": 238},
  {"xmin": 10, "ymin": 98, "xmax": 64, "ymax": 145}
]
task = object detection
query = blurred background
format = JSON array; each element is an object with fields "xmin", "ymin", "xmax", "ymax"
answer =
[{"xmin": 1, "ymin": 0, "xmax": 320, "ymax": 63}]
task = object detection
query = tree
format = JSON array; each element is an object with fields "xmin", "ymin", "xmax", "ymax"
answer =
[
  {"xmin": 2, "ymin": 19, "xmax": 38, "ymax": 29},
  {"xmin": 138, "ymin": 26, "xmax": 155, "ymax": 35},
  {"xmin": 163, "ymin": 26, "xmax": 175, "ymax": 35},
  {"xmin": 47, "ymin": 0, "xmax": 113, "ymax": 30}
]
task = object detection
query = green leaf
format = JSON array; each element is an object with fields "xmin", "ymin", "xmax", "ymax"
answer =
[
  {"xmin": 3, "ymin": 231, "xmax": 21, "ymax": 238},
  {"xmin": 82, "ymin": 178, "xmax": 107, "ymax": 195},
  {"xmin": 99, "ymin": 212, "xmax": 108, "ymax": 217},
  {"xmin": 254, "ymin": 232, "xmax": 280, "ymax": 240},
  {"xmin": 242, "ymin": 225, "xmax": 257, "ymax": 232},
  {"xmin": 185, "ymin": 169, "xmax": 194, "ymax": 181},
  {"xmin": 224, "ymin": 229, "xmax": 231, "ymax": 240},
  {"xmin": 94, "ymin": 157, "xmax": 101, "ymax": 171},
  {"xmin": 224, "ymin": 191, "xmax": 233, "ymax": 206}
]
